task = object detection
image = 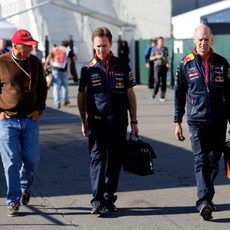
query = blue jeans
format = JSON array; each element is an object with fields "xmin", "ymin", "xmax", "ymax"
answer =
[
  {"xmin": 52, "ymin": 69, "xmax": 69, "ymax": 105},
  {"xmin": 0, "ymin": 118, "xmax": 40, "ymax": 205}
]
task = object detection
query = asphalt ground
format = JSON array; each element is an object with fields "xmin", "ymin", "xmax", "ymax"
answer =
[{"xmin": 0, "ymin": 83, "xmax": 230, "ymax": 230}]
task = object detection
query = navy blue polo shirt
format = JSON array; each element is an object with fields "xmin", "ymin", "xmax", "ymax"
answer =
[{"xmin": 79, "ymin": 54, "xmax": 136, "ymax": 123}]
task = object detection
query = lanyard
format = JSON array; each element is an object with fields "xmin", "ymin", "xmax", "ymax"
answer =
[{"xmin": 11, "ymin": 55, "xmax": 31, "ymax": 91}]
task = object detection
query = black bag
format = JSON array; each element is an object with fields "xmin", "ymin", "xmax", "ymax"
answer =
[{"xmin": 123, "ymin": 134, "xmax": 156, "ymax": 176}]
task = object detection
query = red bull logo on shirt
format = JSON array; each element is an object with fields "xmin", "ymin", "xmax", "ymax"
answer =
[{"xmin": 183, "ymin": 53, "xmax": 195, "ymax": 65}]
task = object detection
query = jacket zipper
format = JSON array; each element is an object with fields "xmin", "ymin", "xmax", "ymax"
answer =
[{"xmin": 204, "ymin": 54, "xmax": 212, "ymax": 122}]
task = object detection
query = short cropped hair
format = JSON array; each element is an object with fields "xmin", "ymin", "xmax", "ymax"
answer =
[
  {"xmin": 91, "ymin": 27, "xmax": 112, "ymax": 44},
  {"xmin": 61, "ymin": 40, "xmax": 69, "ymax": 47}
]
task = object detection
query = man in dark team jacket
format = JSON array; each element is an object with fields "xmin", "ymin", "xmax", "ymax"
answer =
[
  {"xmin": 174, "ymin": 24, "xmax": 230, "ymax": 221},
  {"xmin": 78, "ymin": 27, "xmax": 138, "ymax": 215},
  {"xmin": 0, "ymin": 29, "xmax": 48, "ymax": 216}
]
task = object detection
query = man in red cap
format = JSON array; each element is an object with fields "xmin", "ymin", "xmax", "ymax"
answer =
[{"xmin": 0, "ymin": 29, "xmax": 48, "ymax": 216}]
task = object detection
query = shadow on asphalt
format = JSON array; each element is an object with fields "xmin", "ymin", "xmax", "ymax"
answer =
[
  {"xmin": 0, "ymin": 106, "xmax": 230, "ymax": 226},
  {"xmin": 1, "ymin": 204, "xmax": 230, "ymax": 223},
  {"xmin": 0, "ymin": 106, "xmax": 229, "ymax": 198},
  {"xmin": 99, "ymin": 203, "xmax": 230, "ymax": 219}
]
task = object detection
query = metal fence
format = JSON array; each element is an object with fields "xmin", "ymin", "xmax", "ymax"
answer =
[{"xmin": 136, "ymin": 35, "xmax": 230, "ymax": 86}]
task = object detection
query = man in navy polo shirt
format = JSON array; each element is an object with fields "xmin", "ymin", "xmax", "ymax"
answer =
[
  {"xmin": 78, "ymin": 27, "xmax": 139, "ymax": 215},
  {"xmin": 174, "ymin": 24, "xmax": 230, "ymax": 221}
]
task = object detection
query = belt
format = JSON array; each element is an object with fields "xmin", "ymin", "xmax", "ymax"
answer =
[
  {"xmin": 94, "ymin": 115, "xmax": 114, "ymax": 120},
  {"xmin": 2, "ymin": 113, "xmax": 32, "ymax": 119}
]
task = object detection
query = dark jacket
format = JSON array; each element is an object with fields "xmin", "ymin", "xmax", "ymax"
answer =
[
  {"xmin": 79, "ymin": 53, "xmax": 136, "ymax": 124},
  {"xmin": 0, "ymin": 51, "xmax": 48, "ymax": 117},
  {"xmin": 174, "ymin": 48, "xmax": 230, "ymax": 125}
]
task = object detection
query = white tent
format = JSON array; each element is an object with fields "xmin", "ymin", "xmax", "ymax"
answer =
[{"xmin": 0, "ymin": 18, "xmax": 17, "ymax": 39}]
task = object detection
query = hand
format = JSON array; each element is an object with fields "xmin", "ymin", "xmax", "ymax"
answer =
[
  {"xmin": 0, "ymin": 112, "xmax": 6, "ymax": 120},
  {"xmin": 175, "ymin": 123, "xmax": 185, "ymax": 141},
  {"xmin": 130, "ymin": 123, "xmax": 139, "ymax": 137},
  {"xmin": 166, "ymin": 63, "xmax": 170, "ymax": 71},
  {"xmin": 157, "ymin": 54, "xmax": 162, "ymax": 60},
  {"xmin": 145, "ymin": 63, "xmax": 150, "ymax": 69},
  {"xmin": 81, "ymin": 123, "xmax": 89, "ymax": 137},
  {"xmin": 29, "ymin": 110, "xmax": 41, "ymax": 121}
]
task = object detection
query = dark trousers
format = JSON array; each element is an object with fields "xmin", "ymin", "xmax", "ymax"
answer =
[
  {"xmin": 88, "ymin": 119, "xmax": 127, "ymax": 208},
  {"xmin": 148, "ymin": 61, "xmax": 154, "ymax": 88},
  {"xmin": 189, "ymin": 123, "xmax": 226, "ymax": 211},
  {"xmin": 153, "ymin": 65, "xmax": 168, "ymax": 98}
]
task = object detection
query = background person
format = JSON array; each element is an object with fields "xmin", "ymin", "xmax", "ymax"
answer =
[
  {"xmin": 150, "ymin": 36, "xmax": 169, "ymax": 101},
  {"xmin": 31, "ymin": 43, "xmax": 43, "ymax": 61},
  {"xmin": 174, "ymin": 24, "xmax": 230, "ymax": 221},
  {"xmin": 0, "ymin": 39, "xmax": 10, "ymax": 55},
  {"xmin": 145, "ymin": 38, "xmax": 157, "ymax": 89},
  {"xmin": 118, "ymin": 35, "xmax": 130, "ymax": 63},
  {"xmin": 44, "ymin": 40, "xmax": 71, "ymax": 109},
  {"xmin": 77, "ymin": 27, "xmax": 139, "ymax": 215},
  {"xmin": 69, "ymin": 46, "xmax": 78, "ymax": 84}
]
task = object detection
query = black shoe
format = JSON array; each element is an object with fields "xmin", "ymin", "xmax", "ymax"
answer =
[
  {"xmin": 210, "ymin": 202, "xmax": 217, "ymax": 212},
  {"xmin": 103, "ymin": 204, "xmax": 119, "ymax": 213},
  {"xmin": 64, "ymin": 101, "xmax": 70, "ymax": 106},
  {"xmin": 91, "ymin": 207, "xmax": 102, "ymax": 215},
  {"xmin": 200, "ymin": 204, "xmax": 213, "ymax": 221},
  {"xmin": 8, "ymin": 202, "xmax": 20, "ymax": 217},
  {"xmin": 152, "ymin": 94, "xmax": 156, "ymax": 99},
  {"xmin": 56, "ymin": 103, "xmax": 61, "ymax": 109},
  {"xmin": 21, "ymin": 191, "xmax": 31, "ymax": 205}
]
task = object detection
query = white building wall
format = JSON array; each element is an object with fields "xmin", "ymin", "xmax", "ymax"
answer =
[
  {"xmin": 1, "ymin": 0, "xmax": 29, "ymax": 30},
  {"xmin": 119, "ymin": 0, "xmax": 172, "ymax": 39},
  {"xmin": 0, "ymin": 0, "xmax": 172, "ymax": 41},
  {"xmin": 0, "ymin": 0, "xmax": 41, "ymax": 45},
  {"xmin": 0, "ymin": 0, "xmax": 172, "ymax": 68},
  {"xmin": 172, "ymin": 0, "xmax": 230, "ymax": 39},
  {"xmin": 71, "ymin": 0, "xmax": 172, "ymax": 40}
]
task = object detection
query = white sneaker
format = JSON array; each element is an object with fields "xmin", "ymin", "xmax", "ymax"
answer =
[
  {"xmin": 159, "ymin": 98, "xmax": 166, "ymax": 102},
  {"xmin": 7, "ymin": 202, "xmax": 20, "ymax": 217}
]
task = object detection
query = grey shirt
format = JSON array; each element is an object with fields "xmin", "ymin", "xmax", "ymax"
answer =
[{"xmin": 151, "ymin": 46, "xmax": 169, "ymax": 66}]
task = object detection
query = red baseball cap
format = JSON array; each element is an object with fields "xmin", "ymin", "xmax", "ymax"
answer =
[{"xmin": 11, "ymin": 29, "xmax": 38, "ymax": 45}]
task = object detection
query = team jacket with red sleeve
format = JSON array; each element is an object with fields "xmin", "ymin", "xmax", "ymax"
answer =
[
  {"xmin": 79, "ymin": 53, "xmax": 136, "ymax": 125},
  {"xmin": 174, "ymin": 48, "xmax": 230, "ymax": 125}
]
